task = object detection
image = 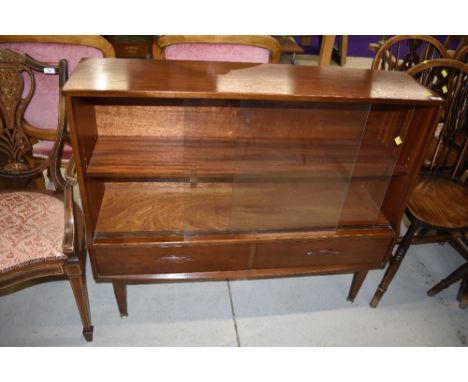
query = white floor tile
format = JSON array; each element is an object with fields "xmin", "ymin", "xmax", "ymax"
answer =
[
  {"xmin": 229, "ymin": 242, "xmax": 467, "ymax": 346},
  {"xmin": 0, "ymin": 269, "xmax": 237, "ymax": 346}
]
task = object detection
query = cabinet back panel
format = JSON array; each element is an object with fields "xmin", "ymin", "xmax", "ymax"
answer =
[{"xmin": 94, "ymin": 99, "xmax": 372, "ymax": 140}]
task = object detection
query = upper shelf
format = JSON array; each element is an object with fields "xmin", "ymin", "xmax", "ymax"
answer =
[
  {"xmin": 87, "ymin": 136, "xmax": 406, "ymax": 179},
  {"xmin": 63, "ymin": 58, "xmax": 444, "ymax": 106}
]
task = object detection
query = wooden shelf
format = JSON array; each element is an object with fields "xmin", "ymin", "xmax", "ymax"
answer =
[
  {"xmin": 87, "ymin": 136, "xmax": 406, "ymax": 179},
  {"xmin": 95, "ymin": 181, "xmax": 390, "ymax": 240}
]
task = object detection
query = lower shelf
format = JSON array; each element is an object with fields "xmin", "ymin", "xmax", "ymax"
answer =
[{"xmin": 95, "ymin": 181, "xmax": 390, "ymax": 238}]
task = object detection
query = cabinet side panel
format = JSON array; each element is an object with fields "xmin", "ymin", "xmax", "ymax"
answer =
[
  {"xmin": 339, "ymin": 105, "xmax": 414, "ymax": 227},
  {"xmin": 381, "ymin": 106, "xmax": 441, "ymax": 230},
  {"xmin": 66, "ymin": 97, "xmax": 104, "ymax": 244}
]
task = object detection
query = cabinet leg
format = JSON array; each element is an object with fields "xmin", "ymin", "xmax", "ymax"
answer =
[
  {"xmin": 67, "ymin": 264, "xmax": 93, "ymax": 342},
  {"xmin": 370, "ymin": 221, "xmax": 419, "ymax": 308},
  {"xmin": 112, "ymin": 281, "xmax": 128, "ymax": 318},
  {"xmin": 347, "ymin": 270, "xmax": 368, "ymax": 303}
]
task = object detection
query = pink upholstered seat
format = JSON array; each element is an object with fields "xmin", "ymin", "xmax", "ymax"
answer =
[
  {"xmin": 0, "ymin": 191, "xmax": 66, "ymax": 273},
  {"xmin": 164, "ymin": 43, "xmax": 271, "ymax": 63}
]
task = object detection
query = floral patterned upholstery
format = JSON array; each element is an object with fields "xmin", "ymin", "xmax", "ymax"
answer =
[{"xmin": 0, "ymin": 191, "xmax": 66, "ymax": 273}]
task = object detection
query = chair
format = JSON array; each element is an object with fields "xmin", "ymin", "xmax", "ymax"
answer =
[
  {"xmin": 0, "ymin": 36, "xmax": 115, "ymax": 163},
  {"xmin": 454, "ymin": 44, "xmax": 468, "ymax": 63},
  {"xmin": 153, "ymin": 35, "xmax": 281, "ymax": 63},
  {"xmin": 371, "ymin": 35, "xmax": 449, "ymax": 71},
  {"xmin": 370, "ymin": 59, "xmax": 468, "ymax": 309},
  {"xmin": 0, "ymin": 48, "xmax": 93, "ymax": 340}
]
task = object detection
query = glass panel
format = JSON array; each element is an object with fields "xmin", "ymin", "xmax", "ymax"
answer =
[
  {"xmin": 181, "ymin": 100, "xmax": 412, "ymax": 239},
  {"xmin": 338, "ymin": 105, "xmax": 414, "ymax": 227},
  {"xmin": 229, "ymin": 101, "xmax": 371, "ymax": 233},
  {"xmin": 182, "ymin": 99, "xmax": 240, "ymax": 239}
]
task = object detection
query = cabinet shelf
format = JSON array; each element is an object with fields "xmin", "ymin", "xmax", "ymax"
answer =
[
  {"xmin": 95, "ymin": 181, "xmax": 390, "ymax": 240},
  {"xmin": 87, "ymin": 136, "xmax": 407, "ymax": 179}
]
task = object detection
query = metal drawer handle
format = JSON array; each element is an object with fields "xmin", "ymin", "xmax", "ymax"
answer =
[
  {"xmin": 306, "ymin": 249, "xmax": 341, "ymax": 256},
  {"xmin": 155, "ymin": 255, "xmax": 194, "ymax": 263}
]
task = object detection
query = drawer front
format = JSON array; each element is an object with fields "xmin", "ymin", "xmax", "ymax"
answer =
[
  {"xmin": 94, "ymin": 244, "xmax": 251, "ymax": 275},
  {"xmin": 254, "ymin": 233, "xmax": 394, "ymax": 269}
]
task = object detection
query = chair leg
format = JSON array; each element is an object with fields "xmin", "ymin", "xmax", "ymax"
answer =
[
  {"xmin": 66, "ymin": 263, "xmax": 93, "ymax": 341},
  {"xmin": 347, "ymin": 270, "xmax": 368, "ymax": 303},
  {"xmin": 427, "ymin": 263, "xmax": 468, "ymax": 297},
  {"xmin": 457, "ymin": 274, "xmax": 468, "ymax": 309},
  {"xmin": 112, "ymin": 281, "xmax": 128, "ymax": 318},
  {"xmin": 370, "ymin": 221, "xmax": 419, "ymax": 308}
]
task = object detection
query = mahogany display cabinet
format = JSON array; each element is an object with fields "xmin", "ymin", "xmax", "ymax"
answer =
[{"xmin": 63, "ymin": 58, "xmax": 443, "ymax": 317}]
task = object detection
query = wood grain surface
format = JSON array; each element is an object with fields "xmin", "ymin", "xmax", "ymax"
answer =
[
  {"xmin": 408, "ymin": 175, "xmax": 468, "ymax": 229},
  {"xmin": 62, "ymin": 59, "xmax": 444, "ymax": 105},
  {"xmin": 95, "ymin": 181, "xmax": 390, "ymax": 236}
]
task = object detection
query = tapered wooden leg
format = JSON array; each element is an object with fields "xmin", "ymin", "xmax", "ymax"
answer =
[
  {"xmin": 347, "ymin": 270, "xmax": 368, "ymax": 303},
  {"xmin": 370, "ymin": 221, "xmax": 419, "ymax": 308},
  {"xmin": 427, "ymin": 263, "xmax": 468, "ymax": 297},
  {"xmin": 457, "ymin": 274, "xmax": 468, "ymax": 309},
  {"xmin": 66, "ymin": 263, "xmax": 93, "ymax": 342},
  {"xmin": 112, "ymin": 281, "xmax": 128, "ymax": 318}
]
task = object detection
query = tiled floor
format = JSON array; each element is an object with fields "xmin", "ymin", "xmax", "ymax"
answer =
[
  {"xmin": 1, "ymin": 54, "xmax": 467, "ymax": 346},
  {"xmin": 0, "ymin": 234, "xmax": 467, "ymax": 346}
]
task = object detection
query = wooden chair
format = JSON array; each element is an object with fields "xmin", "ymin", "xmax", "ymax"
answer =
[
  {"xmin": 371, "ymin": 35, "xmax": 449, "ymax": 71},
  {"xmin": 153, "ymin": 35, "xmax": 281, "ymax": 63},
  {"xmin": 0, "ymin": 48, "xmax": 93, "ymax": 340},
  {"xmin": 370, "ymin": 59, "xmax": 468, "ymax": 309},
  {"xmin": 0, "ymin": 36, "xmax": 115, "ymax": 163},
  {"xmin": 454, "ymin": 44, "xmax": 468, "ymax": 63}
]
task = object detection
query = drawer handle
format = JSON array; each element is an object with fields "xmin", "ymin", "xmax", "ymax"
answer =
[
  {"xmin": 306, "ymin": 249, "xmax": 341, "ymax": 256},
  {"xmin": 155, "ymin": 255, "xmax": 194, "ymax": 263}
]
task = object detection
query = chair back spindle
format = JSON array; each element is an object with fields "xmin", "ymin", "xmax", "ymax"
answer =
[{"xmin": 407, "ymin": 59, "xmax": 468, "ymax": 179}]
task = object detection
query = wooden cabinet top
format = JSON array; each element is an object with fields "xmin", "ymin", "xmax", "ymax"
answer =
[{"xmin": 63, "ymin": 58, "xmax": 444, "ymax": 105}]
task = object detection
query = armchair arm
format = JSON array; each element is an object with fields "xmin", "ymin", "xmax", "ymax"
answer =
[
  {"xmin": 62, "ymin": 157, "xmax": 78, "ymax": 256},
  {"xmin": 23, "ymin": 121, "xmax": 57, "ymax": 141}
]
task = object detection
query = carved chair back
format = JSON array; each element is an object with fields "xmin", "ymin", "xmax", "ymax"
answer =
[
  {"xmin": 0, "ymin": 48, "xmax": 67, "ymax": 189},
  {"xmin": 372, "ymin": 35, "xmax": 449, "ymax": 71},
  {"xmin": 153, "ymin": 35, "xmax": 281, "ymax": 63},
  {"xmin": 0, "ymin": 36, "xmax": 115, "ymax": 159},
  {"xmin": 407, "ymin": 59, "xmax": 468, "ymax": 179}
]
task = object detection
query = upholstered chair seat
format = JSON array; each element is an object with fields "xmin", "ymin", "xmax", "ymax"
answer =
[{"xmin": 0, "ymin": 192, "xmax": 67, "ymax": 273}]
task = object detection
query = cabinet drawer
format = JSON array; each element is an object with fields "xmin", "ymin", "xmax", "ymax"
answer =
[
  {"xmin": 94, "ymin": 244, "xmax": 251, "ymax": 275},
  {"xmin": 254, "ymin": 233, "xmax": 394, "ymax": 269}
]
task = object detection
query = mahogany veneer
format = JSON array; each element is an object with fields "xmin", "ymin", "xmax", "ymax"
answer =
[{"xmin": 63, "ymin": 59, "xmax": 443, "ymax": 315}]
